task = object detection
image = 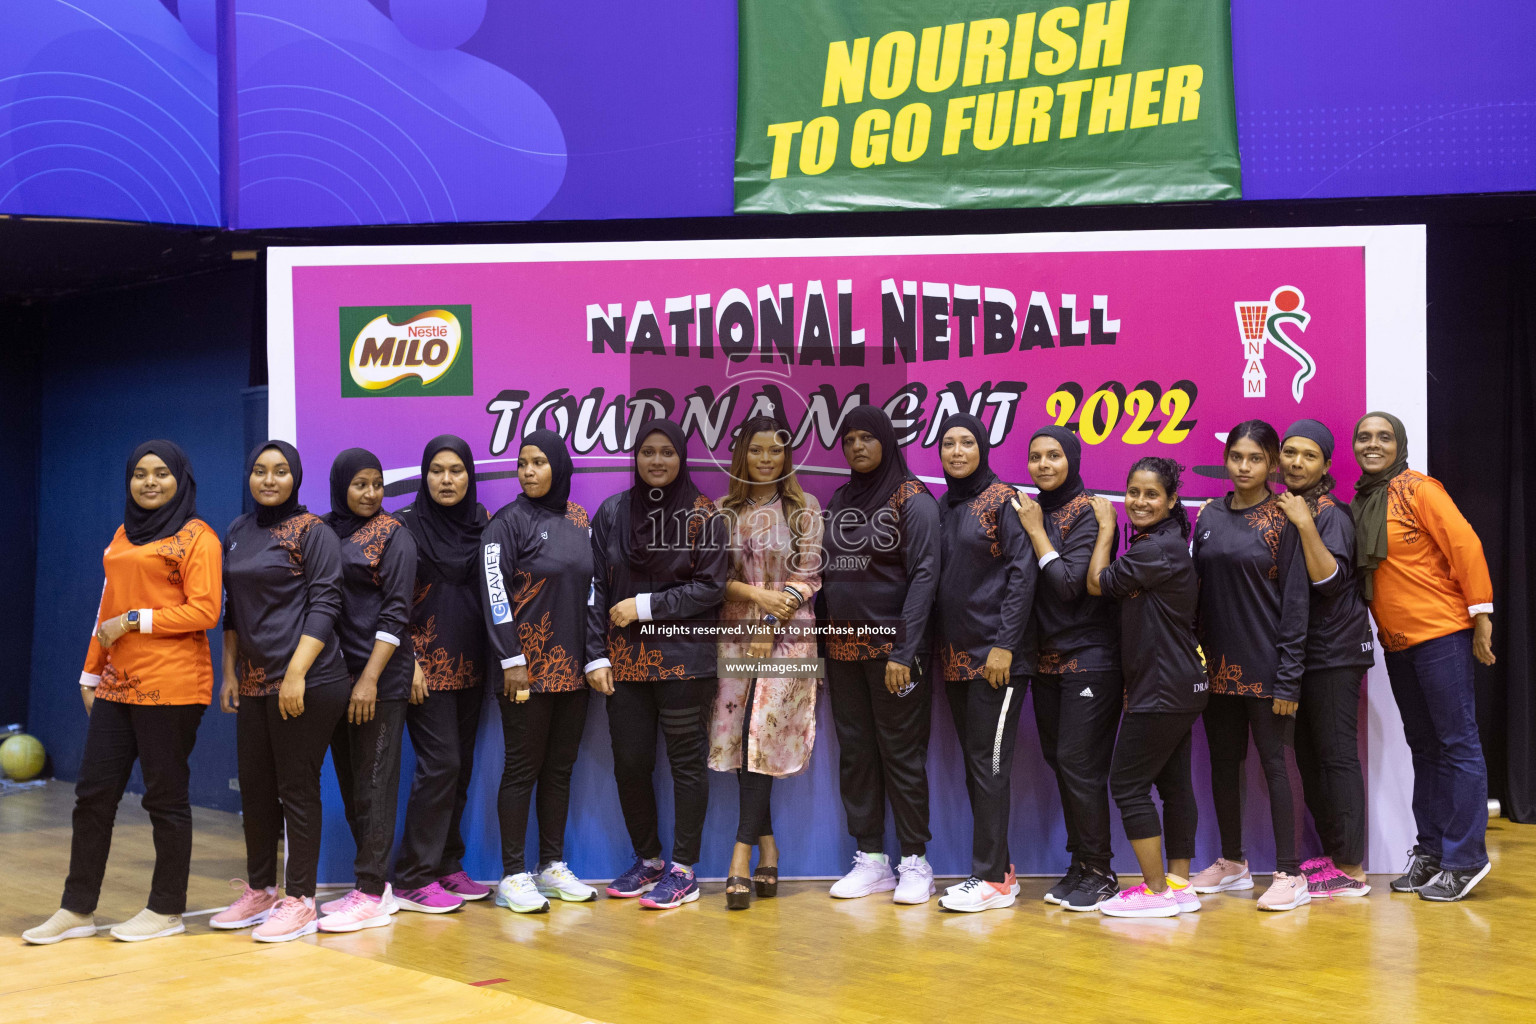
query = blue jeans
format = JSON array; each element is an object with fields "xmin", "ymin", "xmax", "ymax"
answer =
[{"xmin": 1384, "ymin": 630, "xmax": 1489, "ymax": 871}]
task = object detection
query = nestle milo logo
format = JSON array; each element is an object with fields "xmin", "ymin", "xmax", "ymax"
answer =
[{"xmin": 340, "ymin": 305, "xmax": 472, "ymax": 397}]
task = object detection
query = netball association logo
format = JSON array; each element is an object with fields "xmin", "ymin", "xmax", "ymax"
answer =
[
  {"xmin": 1233, "ymin": 287, "xmax": 1316, "ymax": 402},
  {"xmin": 340, "ymin": 304, "xmax": 473, "ymax": 397}
]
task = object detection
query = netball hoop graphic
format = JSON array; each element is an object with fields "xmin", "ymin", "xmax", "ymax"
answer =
[{"xmin": 1234, "ymin": 286, "xmax": 1316, "ymax": 402}]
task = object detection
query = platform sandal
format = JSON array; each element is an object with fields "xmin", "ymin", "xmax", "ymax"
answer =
[
  {"xmin": 753, "ymin": 866, "xmax": 779, "ymax": 899},
  {"xmin": 726, "ymin": 877, "xmax": 752, "ymax": 910}
]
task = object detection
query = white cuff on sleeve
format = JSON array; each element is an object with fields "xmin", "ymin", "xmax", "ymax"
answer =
[
  {"xmin": 1311, "ymin": 568, "xmax": 1339, "ymax": 587},
  {"xmin": 635, "ymin": 592, "xmax": 654, "ymax": 622},
  {"xmin": 80, "ymin": 672, "xmax": 101, "ymax": 688},
  {"xmin": 1468, "ymin": 603, "xmax": 1493, "ymax": 617},
  {"xmin": 500, "ymin": 655, "xmax": 527, "ymax": 669},
  {"xmin": 584, "ymin": 658, "xmax": 612, "ymax": 673},
  {"xmin": 1037, "ymin": 551, "xmax": 1061, "ymax": 571},
  {"xmin": 139, "ymin": 608, "xmax": 153, "ymax": 634},
  {"xmin": 375, "ymin": 630, "xmax": 401, "ymax": 647}
]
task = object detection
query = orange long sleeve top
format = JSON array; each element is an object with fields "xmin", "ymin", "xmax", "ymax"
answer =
[
  {"xmin": 1369, "ymin": 470, "xmax": 1494, "ymax": 653},
  {"xmin": 80, "ymin": 519, "xmax": 223, "ymax": 706}
]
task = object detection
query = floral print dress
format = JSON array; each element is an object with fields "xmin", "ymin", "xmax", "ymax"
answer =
[{"xmin": 709, "ymin": 495, "xmax": 823, "ymax": 777}]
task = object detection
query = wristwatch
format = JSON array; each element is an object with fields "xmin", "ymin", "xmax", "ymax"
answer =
[{"xmin": 125, "ymin": 610, "xmax": 141, "ymax": 631}]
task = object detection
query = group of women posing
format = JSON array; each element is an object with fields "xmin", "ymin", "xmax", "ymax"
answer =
[{"xmin": 23, "ymin": 407, "xmax": 1496, "ymax": 944}]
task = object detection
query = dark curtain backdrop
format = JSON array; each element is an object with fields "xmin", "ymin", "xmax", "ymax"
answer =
[{"xmin": 1427, "ymin": 223, "xmax": 1536, "ymax": 822}]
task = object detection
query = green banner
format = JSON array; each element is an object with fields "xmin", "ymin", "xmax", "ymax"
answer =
[{"xmin": 735, "ymin": 0, "xmax": 1240, "ymax": 213}]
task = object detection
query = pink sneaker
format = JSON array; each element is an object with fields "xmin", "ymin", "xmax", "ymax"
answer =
[
  {"xmin": 1299, "ymin": 856, "xmax": 1337, "ymax": 879},
  {"xmin": 1308, "ymin": 866, "xmax": 1373, "ymax": 899},
  {"xmin": 320, "ymin": 889, "xmax": 357, "ymax": 915},
  {"xmin": 318, "ymin": 887, "xmax": 392, "ymax": 933},
  {"xmin": 395, "ymin": 882, "xmax": 464, "ymax": 913},
  {"xmin": 1098, "ymin": 884, "xmax": 1181, "ymax": 918},
  {"xmin": 1189, "ymin": 858, "xmax": 1253, "ymax": 893},
  {"xmin": 1257, "ymin": 871, "xmax": 1312, "ymax": 911},
  {"xmin": 209, "ymin": 880, "xmax": 279, "ymax": 930},
  {"xmin": 437, "ymin": 870, "xmax": 492, "ymax": 901},
  {"xmin": 1168, "ymin": 876, "xmax": 1201, "ymax": 914},
  {"xmin": 253, "ymin": 896, "xmax": 317, "ymax": 942}
]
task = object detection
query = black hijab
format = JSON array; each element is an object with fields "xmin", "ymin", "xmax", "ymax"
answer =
[
  {"xmin": 938, "ymin": 413, "xmax": 998, "ymax": 508},
  {"xmin": 520, "ymin": 429, "xmax": 573, "ymax": 515},
  {"xmin": 124, "ymin": 439, "xmax": 199, "ymax": 545},
  {"xmin": 834, "ymin": 405, "xmax": 921, "ymax": 516},
  {"xmin": 628, "ymin": 419, "xmax": 702, "ymax": 575},
  {"xmin": 1349, "ymin": 411, "xmax": 1410, "ymax": 601},
  {"xmin": 324, "ymin": 447, "xmax": 382, "ymax": 540},
  {"xmin": 1030, "ymin": 425, "xmax": 1086, "ymax": 512},
  {"xmin": 402, "ymin": 434, "xmax": 484, "ymax": 584},
  {"xmin": 249, "ymin": 440, "xmax": 306, "ymax": 528}
]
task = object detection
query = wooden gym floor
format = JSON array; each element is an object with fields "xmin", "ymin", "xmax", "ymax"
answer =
[{"xmin": 3, "ymin": 781, "xmax": 1533, "ymax": 1024}]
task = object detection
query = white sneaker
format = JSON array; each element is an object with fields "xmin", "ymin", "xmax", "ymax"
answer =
[
  {"xmin": 495, "ymin": 873, "xmax": 551, "ymax": 914},
  {"xmin": 937, "ymin": 876, "xmax": 1016, "ymax": 912},
  {"xmin": 829, "ymin": 851, "xmax": 897, "ymax": 899},
  {"xmin": 894, "ymin": 855, "xmax": 936, "ymax": 905},
  {"xmin": 535, "ymin": 861, "xmax": 598, "ymax": 903},
  {"xmin": 947, "ymin": 870, "xmax": 1021, "ymax": 897}
]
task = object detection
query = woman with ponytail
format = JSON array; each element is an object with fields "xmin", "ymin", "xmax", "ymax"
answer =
[
  {"xmin": 1090, "ymin": 458, "xmax": 1207, "ymax": 918},
  {"xmin": 1351, "ymin": 413, "xmax": 1493, "ymax": 902},
  {"xmin": 1274, "ymin": 421, "xmax": 1374, "ymax": 898},
  {"xmin": 1189, "ymin": 420, "xmax": 1312, "ymax": 911}
]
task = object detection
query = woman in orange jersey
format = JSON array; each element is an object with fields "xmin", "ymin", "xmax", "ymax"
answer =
[
  {"xmin": 1352, "ymin": 412, "xmax": 1495, "ymax": 903},
  {"xmin": 23, "ymin": 442, "xmax": 221, "ymax": 946}
]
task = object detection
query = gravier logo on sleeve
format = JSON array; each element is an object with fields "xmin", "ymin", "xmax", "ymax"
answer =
[
  {"xmin": 341, "ymin": 305, "xmax": 473, "ymax": 397},
  {"xmin": 484, "ymin": 543, "xmax": 510, "ymax": 624}
]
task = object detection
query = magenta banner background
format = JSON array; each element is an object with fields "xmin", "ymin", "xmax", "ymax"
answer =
[{"xmin": 271, "ymin": 228, "xmax": 1419, "ymax": 882}]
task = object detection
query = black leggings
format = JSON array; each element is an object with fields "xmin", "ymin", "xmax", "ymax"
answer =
[
  {"xmin": 1295, "ymin": 668, "xmax": 1366, "ymax": 866},
  {"xmin": 827, "ymin": 658, "xmax": 932, "ymax": 858},
  {"xmin": 1109, "ymin": 711, "xmax": 1201, "ymax": 860},
  {"xmin": 330, "ymin": 698, "xmax": 407, "ymax": 897},
  {"xmin": 397, "ymin": 685, "xmax": 485, "ymax": 889},
  {"xmin": 736, "ymin": 770, "xmax": 775, "ymax": 846},
  {"xmin": 63, "ymin": 700, "xmax": 204, "ymax": 916},
  {"xmin": 236, "ymin": 684, "xmax": 349, "ymax": 899},
  {"xmin": 498, "ymin": 688, "xmax": 590, "ymax": 875},
  {"xmin": 1203, "ymin": 694, "xmax": 1299, "ymax": 875},
  {"xmin": 1031, "ymin": 670, "xmax": 1124, "ymax": 874},
  {"xmin": 607, "ymin": 678, "xmax": 714, "ymax": 866}
]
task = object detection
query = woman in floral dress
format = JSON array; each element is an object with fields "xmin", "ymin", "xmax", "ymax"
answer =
[{"xmin": 710, "ymin": 415, "xmax": 823, "ymax": 909}]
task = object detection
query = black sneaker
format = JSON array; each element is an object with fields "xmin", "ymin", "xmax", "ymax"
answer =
[
  {"xmin": 1389, "ymin": 847, "xmax": 1441, "ymax": 893},
  {"xmin": 1061, "ymin": 870, "xmax": 1120, "ymax": 912},
  {"xmin": 1418, "ymin": 864, "xmax": 1491, "ymax": 902},
  {"xmin": 1044, "ymin": 863, "xmax": 1085, "ymax": 905}
]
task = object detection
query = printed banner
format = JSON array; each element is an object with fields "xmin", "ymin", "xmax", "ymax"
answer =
[
  {"xmin": 734, "ymin": 0, "xmax": 1241, "ymax": 214},
  {"xmin": 274, "ymin": 227, "xmax": 1425, "ymax": 878}
]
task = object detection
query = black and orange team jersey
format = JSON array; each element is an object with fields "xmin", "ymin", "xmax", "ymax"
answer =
[
  {"xmin": 1192, "ymin": 494, "xmax": 1309, "ymax": 703},
  {"xmin": 396, "ymin": 503, "xmax": 491, "ymax": 693},
  {"xmin": 585, "ymin": 491, "xmax": 729, "ymax": 682},
  {"xmin": 935, "ymin": 482, "xmax": 1037, "ymax": 681},
  {"xmin": 334, "ymin": 512, "xmax": 418, "ymax": 701},
  {"xmin": 1032, "ymin": 492, "xmax": 1121, "ymax": 676},
  {"xmin": 819, "ymin": 481, "xmax": 941, "ymax": 667},
  {"xmin": 1281, "ymin": 495, "xmax": 1375, "ymax": 673},
  {"xmin": 481, "ymin": 496, "xmax": 593, "ymax": 693},
  {"xmin": 82, "ymin": 520, "xmax": 223, "ymax": 706},
  {"xmin": 1097, "ymin": 517, "xmax": 1208, "ymax": 715},
  {"xmin": 223, "ymin": 511, "xmax": 350, "ymax": 696}
]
